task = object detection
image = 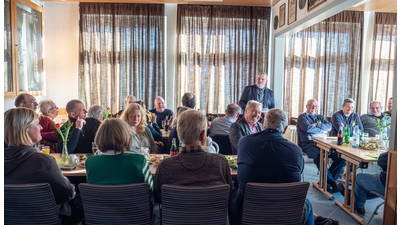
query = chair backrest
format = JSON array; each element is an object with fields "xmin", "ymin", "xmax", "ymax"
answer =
[
  {"xmin": 161, "ymin": 184, "xmax": 230, "ymax": 225},
  {"xmin": 209, "ymin": 135, "xmax": 232, "ymax": 155},
  {"xmin": 79, "ymin": 183, "xmax": 151, "ymax": 225},
  {"xmin": 5, "ymin": 183, "xmax": 61, "ymax": 225},
  {"xmin": 242, "ymin": 182, "xmax": 309, "ymax": 225}
]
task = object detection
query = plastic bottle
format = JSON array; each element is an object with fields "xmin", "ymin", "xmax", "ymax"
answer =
[
  {"xmin": 352, "ymin": 126, "xmax": 360, "ymax": 148},
  {"xmin": 337, "ymin": 126, "xmax": 343, "ymax": 145}
]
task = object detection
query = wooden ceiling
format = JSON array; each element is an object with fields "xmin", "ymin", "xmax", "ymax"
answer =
[{"xmin": 41, "ymin": 0, "xmax": 397, "ymax": 13}]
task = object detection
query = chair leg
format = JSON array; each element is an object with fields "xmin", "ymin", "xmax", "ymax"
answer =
[{"xmin": 365, "ymin": 201, "xmax": 385, "ymax": 225}]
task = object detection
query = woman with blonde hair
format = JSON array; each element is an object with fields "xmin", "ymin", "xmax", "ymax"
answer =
[
  {"xmin": 120, "ymin": 103, "xmax": 158, "ymax": 153},
  {"xmin": 4, "ymin": 108, "xmax": 78, "ymax": 222},
  {"xmin": 85, "ymin": 118, "xmax": 153, "ymax": 188}
]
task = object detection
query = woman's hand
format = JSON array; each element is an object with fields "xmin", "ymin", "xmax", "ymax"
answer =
[{"xmin": 155, "ymin": 141, "xmax": 164, "ymax": 147}]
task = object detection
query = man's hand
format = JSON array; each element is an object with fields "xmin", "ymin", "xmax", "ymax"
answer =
[
  {"xmin": 311, "ymin": 123, "xmax": 317, "ymax": 127},
  {"xmin": 75, "ymin": 116, "xmax": 86, "ymax": 129},
  {"xmin": 151, "ymin": 113, "xmax": 157, "ymax": 124},
  {"xmin": 155, "ymin": 141, "xmax": 164, "ymax": 147}
]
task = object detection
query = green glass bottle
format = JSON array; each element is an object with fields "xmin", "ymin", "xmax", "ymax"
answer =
[{"xmin": 344, "ymin": 124, "xmax": 350, "ymax": 143}]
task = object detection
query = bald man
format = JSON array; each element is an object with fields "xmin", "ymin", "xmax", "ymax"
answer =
[
  {"xmin": 239, "ymin": 73, "xmax": 275, "ymax": 113},
  {"xmin": 117, "ymin": 95, "xmax": 136, "ymax": 116},
  {"xmin": 149, "ymin": 96, "xmax": 174, "ymax": 128},
  {"xmin": 209, "ymin": 103, "xmax": 240, "ymax": 137}
]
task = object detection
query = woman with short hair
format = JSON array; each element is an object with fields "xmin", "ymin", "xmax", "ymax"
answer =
[
  {"xmin": 39, "ymin": 99, "xmax": 59, "ymax": 120},
  {"xmin": 87, "ymin": 105, "xmax": 104, "ymax": 122},
  {"xmin": 85, "ymin": 118, "xmax": 153, "ymax": 188},
  {"xmin": 120, "ymin": 103, "xmax": 158, "ymax": 154}
]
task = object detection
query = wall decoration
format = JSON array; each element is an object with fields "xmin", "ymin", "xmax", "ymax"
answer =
[
  {"xmin": 299, "ymin": 0, "xmax": 306, "ymax": 10},
  {"xmin": 308, "ymin": 0, "xmax": 326, "ymax": 11},
  {"xmin": 274, "ymin": 16, "xmax": 279, "ymax": 30},
  {"xmin": 279, "ymin": 4, "xmax": 285, "ymax": 27},
  {"xmin": 288, "ymin": 0, "xmax": 297, "ymax": 25}
]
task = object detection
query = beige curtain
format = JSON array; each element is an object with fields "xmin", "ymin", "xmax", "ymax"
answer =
[
  {"xmin": 284, "ymin": 11, "xmax": 364, "ymax": 118},
  {"xmin": 177, "ymin": 5, "xmax": 270, "ymax": 113},
  {"xmin": 79, "ymin": 3, "xmax": 164, "ymax": 113},
  {"xmin": 369, "ymin": 13, "xmax": 396, "ymax": 110}
]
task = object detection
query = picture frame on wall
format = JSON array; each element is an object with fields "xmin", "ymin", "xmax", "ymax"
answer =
[
  {"xmin": 308, "ymin": 0, "xmax": 326, "ymax": 11},
  {"xmin": 288, "ymin": 0, "xmax": 297, "ymax": 25},
  {"xmin": 279, "ymin": 4, "xmax": 285, "ymax": 27}
]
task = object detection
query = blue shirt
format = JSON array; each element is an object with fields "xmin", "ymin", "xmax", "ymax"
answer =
[
  {"xmin": 209, "ymin": 116, "xmax": 235, "ymax": 137},
  {"xmin": 330, "ymin": 110, "xmax": 363, "ymax": 136},
  {"xmin": 296, "ymin": 112, "xmax": 332, "ymax": 147}
]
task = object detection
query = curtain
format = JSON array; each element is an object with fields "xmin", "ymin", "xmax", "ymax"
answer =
[
  {"xmin": 177, "ymin": 5, "xmax": 270, "ymax": 113},
  {"xmin": 284, "ymin": 11, "xmax": 364, "ymax": 118},
  {"xmin": 79, "ymin": 3, "xmax": 164, "ymax": 113},
  {"xmin": 369, "ymin": 13, "xmax": 396, "ymax": 110}
]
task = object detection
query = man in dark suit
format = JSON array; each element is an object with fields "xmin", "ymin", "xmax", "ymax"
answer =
[{"xmin": 239, "ymin": 72, "xmax": 274, "ymax": 113}]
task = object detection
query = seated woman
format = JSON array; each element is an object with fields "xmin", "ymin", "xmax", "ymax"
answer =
[
  {"xmin": 38, "ymin": 99, "xmax": 59, "ymax": 152},
  {"xmin": 120, "ymin": 103, "xmax": 158, "ymax": 154},
  {"xmin": 133, "ymin": 100, "xmax": 163, "ymax": 142},
  {"xmin": 166, "ymin": 106, "xmax": 192, "ymax": 152},
  {"xmin": 4, "ymin": 108, "xmax": 78, "ymax": 222},
  {"xmin": 87, "ymin": 105, "xmax": 104, "ymax": 122},
  {"xmin": 85, "ymin": 118, "xmax": 153, "ymax": 189}
]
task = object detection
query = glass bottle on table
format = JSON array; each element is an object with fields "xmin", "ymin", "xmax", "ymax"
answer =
[
  {"xmin": 352, "ymin": 126, "xmax": 360, "ymax": 148},
  {"xmin": 170, "ymin": 138, "xmax": 178, "ymax": 156},
  {"xmin": 344, "ymin": 124, "xmax": 350, "ymax": 144},
  {"xmin": 337, "ymin": 126, "xmax": 343, "ymax": 145}
]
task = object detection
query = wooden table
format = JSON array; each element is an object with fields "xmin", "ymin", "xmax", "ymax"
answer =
[
  {"xmin": 51, "ymin": 153, "xmax": 237, "ymax": 178},
  {"xmin": 312, "ymin": 137, "xmax": 379, "ymax": 225}
]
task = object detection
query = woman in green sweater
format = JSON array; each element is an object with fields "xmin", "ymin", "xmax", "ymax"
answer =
[{"xmin": 85, "ymin": 118, "xmax": 153, "ymax": 190}]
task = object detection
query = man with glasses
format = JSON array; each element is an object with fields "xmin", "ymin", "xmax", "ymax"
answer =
[
  {"xmin": 15, "ymin": 94, "xmax": 58, "ymax": 152},
  {"xmin": 117, "ymin": 95, "xmax": 136, "ymax": 117},
  {"xmin": 297, "ymin": 99, "xmax": 344, "ymax": 193}
]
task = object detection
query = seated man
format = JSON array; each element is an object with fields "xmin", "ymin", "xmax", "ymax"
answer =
[
  {"xmin": 339, "ymin": 151, "xmax": 388, "ymax": 215},
  {"xmin": 181, "ymin": 92, "xmax": 196, "ymax": 109},
  {"xmin": 58, "ymin": 100, "xmax": 101, "ymax": 153},
  {"xmin": 383, "ymin": 97, "xmax": 393, "ymax": 117},
  {"xmin": 117, "ymin": 95, "xmax": 136, "ymax": 117},
  {"xmin": 154, "ymin": 110, "xmax": 231, "ymax": 204},
  {"xmin": 330, "ymin": 98, "xmax": 363, "ymax": 136},
  {"xmin": 149, "ymin": 96, "xmax": 174, "ymax": 128},
  {"xmin": 229, "ymin": 100, "xmax": 262, "ymax": 154},
  {"xmin": 87, "ymin": 105, "xmax": 104, "ymax": 122},
  {"xmin": 209, "ymin": 103, "xmax": 240, "ymax": 137},
  {"xmin": 233, "ymin": 109, "xmax": 338, "ymax": 225},
  {"xmin": 297, "ymin": 99, "xmax": 344, "ymax": 193},
  {"xmin": 361, "ymin": 100, "xmax": 391, "ymax": 137}
]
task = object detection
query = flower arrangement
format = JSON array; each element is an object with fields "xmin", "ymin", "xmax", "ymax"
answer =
[
  {"xmin": 54, "ymin": 120, "xmax": 74, "ymax": 162},
  {"xmin": 375, "ymin": 115, "xmax": 391, "ymax": 133},
  {"xmin": 103, "ymin": 107, "xmax": 111, "ymax": 120}
]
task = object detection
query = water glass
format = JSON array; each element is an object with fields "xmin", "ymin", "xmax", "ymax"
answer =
[
  {"xmin": 92, "ymin": 142, "xmax": 100, "ymax": 155},
  {"xmin": 361, "ymin": 133, "xmax": 369, "ymax": 144},
  {"xmin": 140, "ymin": 147, "xmax": 149, "ymax": 156}
]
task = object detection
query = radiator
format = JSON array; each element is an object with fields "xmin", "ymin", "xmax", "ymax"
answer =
[{"xmin": 283, "ymin": 125, "xmax": 297, "ymax": 145}]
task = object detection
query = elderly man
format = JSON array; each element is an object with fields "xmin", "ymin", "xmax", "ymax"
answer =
[
  {"xmin": 361, "ymin": 100, "xmax": 391, "ymax": 137},
  {"xmin": 181, "ymin": 92, "xmax": 196, "ymax": 109},
  {"xmin": 117, "ymin": 95, "xmax": 136, "ymax": 116},
  {"xmin": 154, "ymin": 110, "xmax": 231, "ymax": 203},
  {"xmin": 87, "ymin": 105, "xmax": 104, "ymax": 122},
  {"xmin": 15, "ymin": 94, "xmax": 58, "ymax": 152},
  {"xmin": 58, "ymin": 100, "xmax": 101, "ymax": 153},
  {"xmin": 209, "ymin": 103, "xmax": 240, "ymax": 137},
  {"xmin": 384, "ymin": 97, "xmax": 393, "ymax": 116},
  {"xmin": 149, "ymin": 96, "xmax": 174, "ymax": 128},
  {"xmin": 330, "ymin": 98, "xmax": 363, "ymax": 136},
  {"xmin": 239, "ymin": 72, "xmax": 274, "ymax": 113},
  {"xmin": 229, "ymin": 100, "xmax": 262, "ymax": 154},
  {"xmin": 232, "ymin": 109, "xmax": 338, "ymax": 225},
  {"xmin": 39, "ymin": 100, "xmax": 59, "ymax": 120},
  {"xmin": 297, "ymin": 99, "xmax": 344, "ymax": 193}
]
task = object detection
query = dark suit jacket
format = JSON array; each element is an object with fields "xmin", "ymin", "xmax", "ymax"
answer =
[
  {"xmin": 229, "ymin": 117, "xmax": 262, "ymax": 154},
  {"xmin": 239, "ymin": 84, "xmax": 275, "ymax": 112}
]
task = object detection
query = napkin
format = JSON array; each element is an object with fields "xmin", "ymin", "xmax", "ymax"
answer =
[{"xmin": 366, "ymin": 153, "xmax": 379, "ymax": 159}]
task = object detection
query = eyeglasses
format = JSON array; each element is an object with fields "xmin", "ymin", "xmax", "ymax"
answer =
[
  {"xmin": 50, "ymin": 106, "xmax": 59, "ymax": 110},
  {"xmin": 307, "ymin": 104, "xmax": 319, "ymax": 108}
]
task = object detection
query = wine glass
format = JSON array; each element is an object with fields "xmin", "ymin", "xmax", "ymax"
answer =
[
  {"xmin": 162, "ymin": 120, "xmax": 166, "ymax": 130},
  {"xmin": 92, "ymin": 142, "xmax": 99, "ymax": 155}
]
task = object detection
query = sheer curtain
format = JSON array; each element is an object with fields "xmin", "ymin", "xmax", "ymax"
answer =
[
  {"xmin": 284, "ymin": 11, "xmax": 364, "ymax": 118},
  {"xmin": 177, "ymin": 5, "xmax": 270, "ymax": 113},
  {"xmin": 369, "ymin": 13, "xmax": 396, "ymax": 110},
  {"xmin": 79, "ymin": 3, "xmax": 164, "ymax": 113}
]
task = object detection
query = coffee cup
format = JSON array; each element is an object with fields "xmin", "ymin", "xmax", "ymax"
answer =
[{"xmin": 68, "ymin": 154, "xmax": 79, "ymax": 166}]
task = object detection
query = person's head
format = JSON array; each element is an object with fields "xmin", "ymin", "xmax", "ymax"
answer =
[
  {"xmin": 170, "ymin": 106, "xmax": 192, "ymax": 128},
  {"xmin": 306, "ymin": 99, "xmax": 319, "ymax": 115},
  {"xmin": 66, "ymin": 99, "xmax": 87, "ymax": 119},
  {"xmin": 120, "ymin": 103, "xmax": 146, "ymax": 133},
  {"xmin": 134, "ymin": 100, "xmax": 147, "ymax": 110},
  {"xmin": 263, "ymin": 109, "xmax": 289, "ymax": 133},
  {"xmin": 255, "ymin": 73, "xmax": 267, "ymax": 89},
  {"xmin": 387, "ymin": 97, "xmax": 393, "ymax": 112},
  {"xmin": 154, "ymin": 96, "xmax": 166, "ymax": 112},
  {"xmin": 38, "ymin": 100, "xmax": 59, "ymax": 119},
  {"xmin": 125, "ymin": 95, "xmax": 136, "ymax": 107},
  {"xmin": 244, "ymin": 100, "xmax": 262, "ymax": 125},
  {"xmin": 95, "ymin": 118, "xmax": 132, "ymax": 154},
  {"xmin": 4, "ymin": 108, "xmax": 42, "ymax": 147},
  {"xmin": 369, "ymin": 100, "xmax": 383, "ymax": 116},
  {"xmin": 341, "ymin": 98, "xmax": 355, "ymax": 116},
  {"xmin": 87, "ymin": 105, "xmax": 104, "ymax": 122},
  {"xmin": 14, "ymin": 93, "xmax": 38, "ymax": 111},
  {"xmin": 225, "ymin": 103, "xmax": 240, "ymax": 120},
  {"xmin": 177, "ymin": 110, "xmax": 207, "ymax": 146},
  {"xmin": 181, "ymin": 92, "xmax": 196, "ymax": 109}
]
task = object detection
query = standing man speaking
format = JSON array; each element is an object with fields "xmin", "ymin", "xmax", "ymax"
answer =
[{"xmin": 239, "ymin": 72, "xmax": 275, "ymax": 113}]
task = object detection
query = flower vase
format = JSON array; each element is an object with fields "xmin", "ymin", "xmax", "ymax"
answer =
[
  {"xmin": 377, "ymin": 131, "xmax": 386, "ymax": 154},
  {"xmin": 61, "ymin": 142, "xmax": 69, "ymax": 163}
]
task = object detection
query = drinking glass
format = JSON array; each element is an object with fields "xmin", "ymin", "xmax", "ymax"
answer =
[
  {"xmin": 361, "ymin": 133, "xmax": 369, "ymax": 144},
  {"xmin": 162, "ymin": 120, "xmax": 166, "ymax": 130},
  {"xmin": 92, "ymin": 142, "xmax": 99, "ymax": 155},
  {"xmin": 41, "ymin": 146, "xmax": 50, "ymax": 154}
]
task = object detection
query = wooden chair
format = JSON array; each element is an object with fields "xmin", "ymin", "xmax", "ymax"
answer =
[
  {"xmin": 5, "ymin": 183, "xmax": 61, "ymax": 225},
  {"xmin": 161, "ymin": 184, "xmax": 230, "ymax": 225},
  {"xmin": 79, "ymin": 183, "xmax": 152, "ymax": 225},
  {"xmin": 241, "ymin": 182, "xmax": 309, "ymax": 225},
  {"xmin": 209, "ymin": 135, "xmax": 233, "ymax": 155}
]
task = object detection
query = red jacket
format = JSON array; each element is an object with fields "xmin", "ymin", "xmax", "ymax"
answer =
[{"xmin": 39, "ymin": 116, "xmax": 57, "ymax": 152}]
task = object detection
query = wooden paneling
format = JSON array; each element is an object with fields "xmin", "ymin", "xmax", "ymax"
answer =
[
  {"xmin": 347, "ymin": 0, "xmax": 397, "ymax": 13},
  {"xmin": 383, "ymin": 149, "xmax": 397, "ymax": 225}
]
